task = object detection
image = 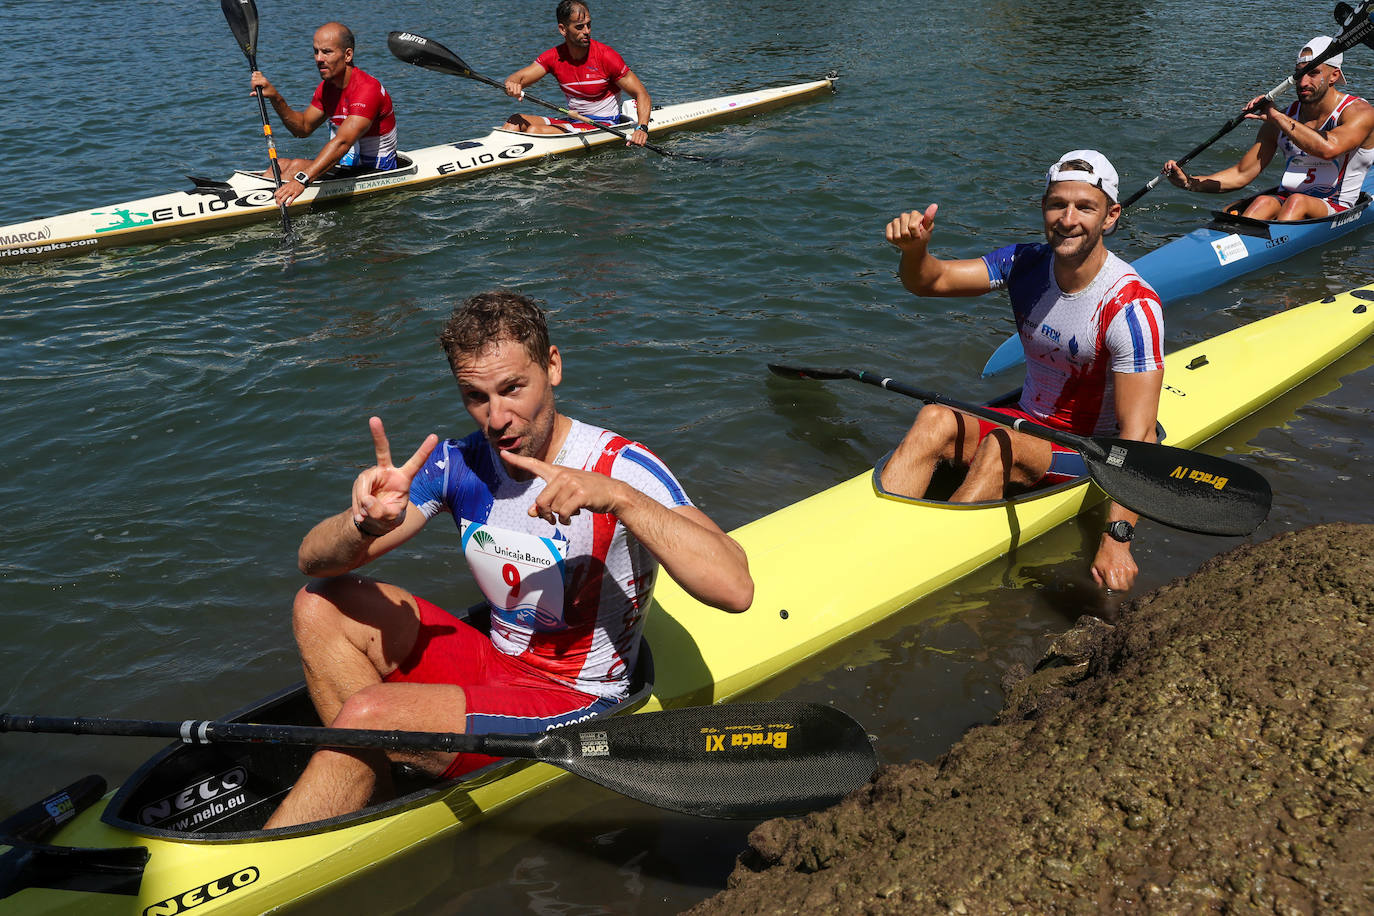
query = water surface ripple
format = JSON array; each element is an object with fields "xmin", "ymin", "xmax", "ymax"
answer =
[{"xmin": 1, "ymin": 1, "xmax": 1371, "ymax": 912}]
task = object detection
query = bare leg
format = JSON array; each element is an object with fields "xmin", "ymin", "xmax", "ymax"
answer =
[
  {"xmin": 1275, "ymin": 193, "xmax": 1334, "ymax": 221},
  {"xmin": 950, "ymin": 429, "xmax": 1053, "ymax": 502},
  {"xmin": 261, "ymin": 157, "xmax": 313, "ymax": 181},
  {"xmin": 879, "ymin": 404, "xmax": 980, "ymax": 498},
  {"xmin": 263, "ymin": 576, "xmax": 468, "ymax": 829},
  {"xmin": 501, "ymin": 113, "xmax": 568, "ymax": 135},
  {"xmin": 1241, "ymin": 194, "xmax": 1283, "ymax": 220}
]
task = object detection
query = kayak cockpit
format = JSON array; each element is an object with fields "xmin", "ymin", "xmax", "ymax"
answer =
[
  {"xmin": 98, "ymin": 630, "xmax": 655, "ymax": 841},
  {"xmin": 868, "ymin": 388, "xmax": 1084, "ymax": 508},
  {"xmin": 0, "ymin": 605, "xmax": 655, "ymax": 847},
  {"xmin": 1211, "ymin": 189, "xmax": 1372, "ymax": 237},
  {"xmin": 867, "ymin": 389, "xmax": 1168, "ymax": 509}
]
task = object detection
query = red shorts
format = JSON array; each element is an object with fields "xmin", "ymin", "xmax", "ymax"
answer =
[
  {"xmin": 384, "ymin": 596, "xmax": 619, "ymax": 778},
  {"xmin": 549, "ymin": 114, "xmax": 631, "ymax": 132},
  {"xmin": 973, "ymin": 407, "xmax": 1087, "ymax": 486}
]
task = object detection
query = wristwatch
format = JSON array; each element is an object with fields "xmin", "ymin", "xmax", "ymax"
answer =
[
  {"xmin": 635, "ymin": 123, "xmax": 649, "ymax": 132},
  {"xmin": 1105, "ymin": 520, "xmax": 1135, "ymax": 543},
  {"xmin": 292, "ymin": 170, "xmax": 312, "ymax": 187}
]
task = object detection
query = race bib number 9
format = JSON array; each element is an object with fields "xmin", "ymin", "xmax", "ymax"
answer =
[{"xmin": 461, "ymin": 519, "xmax": 569, "ymax": 631}]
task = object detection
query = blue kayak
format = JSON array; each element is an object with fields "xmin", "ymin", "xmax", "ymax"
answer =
[{"xmin": 979, "ymin": 182, "xmax": 1374, "ymax": 377}]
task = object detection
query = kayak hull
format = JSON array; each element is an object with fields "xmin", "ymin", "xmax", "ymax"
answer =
[
  {"xmin": 1134, "ymin": 188, "xmax": 1374, "ymax": 304},
  {"xmin": 3, "ymin": 285, "xmax": 1374, "ymax": 913},
  {"xmin": 0, "ymin": 78, "xmax": 835, "ymax": 264}
]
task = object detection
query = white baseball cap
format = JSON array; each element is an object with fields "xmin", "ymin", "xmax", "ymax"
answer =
[
  {"xmin": 1044, "ymin": 150, "xmax": 1119, "ymax": 203},
  {"xmin": 1298, "ymin": 35, "xmax": 1346, "ymax": 81}
]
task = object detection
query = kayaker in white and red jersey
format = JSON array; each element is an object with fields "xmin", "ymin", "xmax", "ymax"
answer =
[
  {"xmin": 263, "ymin": 291, "xmax": 751, "ymax": 829},
  {"xmin": 500, "ymin": 0, "xmax": 652, "ymax": 147},
  {"xmin": 881, "ymin": 150, "xmax": 1165, "ymax": 593},
  {"xmin": 249, "ymin": 22, "xmax": 398, "ymax": 207},
  {"xmin": 1163, "ymin": 36, "xmax": 1374, "ymax": 221}
]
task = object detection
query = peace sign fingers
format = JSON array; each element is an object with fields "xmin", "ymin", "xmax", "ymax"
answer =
[
  {"xmin": 369, "ymin": 416, "xmax": 396, "ymax": 470},
  {"xmin": 351, "ymin": 418, "xmax": 438, "ymax": 528}
]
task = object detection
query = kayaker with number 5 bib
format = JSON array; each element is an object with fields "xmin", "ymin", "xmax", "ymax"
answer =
[
  {"xmin": 881, "ymin": 151, "xmax": 1165, "ymax": 592},
  {"xmin": 263, "ymin": 291, "xmax": 751, "ymax": 829},
  {"xmin": 1162, "ymin": 36, "xmax": 1374, "ymax": 221},
  {"xmin": 501, "ymin": 0, "xmax": 653, "ymax": 147},
  {"xmin": 249, "ymin": 22, "xmax": 399, "ymax": 207}
]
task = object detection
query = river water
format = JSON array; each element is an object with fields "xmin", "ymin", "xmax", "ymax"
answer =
[{"xmin": 2, "ymin": 0, "xmax": 1372, "ymax": 912}]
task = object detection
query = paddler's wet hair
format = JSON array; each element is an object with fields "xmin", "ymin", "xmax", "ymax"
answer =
[
  {"xmin": 439, "ymin": 290, "xmax": 552, "ymax": 372},
  {"xmin": 556, "ymin": 1, "xmax": 589, "ymax": 25}
]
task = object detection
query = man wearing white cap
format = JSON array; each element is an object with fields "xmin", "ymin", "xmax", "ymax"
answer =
[
  {"xmin": 1163, "ymin": 36, "xmax": 1374, "ymax": 220},
  {"xmin": 881, "ymin": 150, "xmax": 1165, "ymax": 591}
]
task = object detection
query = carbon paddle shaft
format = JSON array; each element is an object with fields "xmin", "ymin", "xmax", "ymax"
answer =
[
  {"xmin": 0, "ymin": 701, "xmax": 878, "ymax": 820},
  {"xmin": 221, "ymin": 0, "xmax": 292, "ymax": 234}
]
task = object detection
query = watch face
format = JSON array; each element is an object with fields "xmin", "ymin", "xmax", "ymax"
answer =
[{"xmin": 1107, "ymin": 521, "xmax": 1134, "ymax": 542}]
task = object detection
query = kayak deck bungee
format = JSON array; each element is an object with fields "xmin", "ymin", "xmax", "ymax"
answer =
[
  {"xmin": 0, "ymin": 77, "xmax": 835, "ymax": 264},
  {"xmin": 980, "ymin": 174, "xmax": 1374, "ymax": 377},
  {"xmin": 3, "ymin": 285, "xmax": 1374, "ymax": 913}
]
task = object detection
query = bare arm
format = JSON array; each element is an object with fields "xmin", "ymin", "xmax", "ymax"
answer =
[
  {"xmin": 250, "ymin": 71, "xmax": 327, "ymax": 138},
  {"xmin": 297, "ymin": 501, "xmax": 427, "ymax": 578},
  {"xmin": 1266, "ymin": 97, "xmax": 1374, "ymax": 159},
  {"xmin": 501, "ymin": 452, "xmax": 754, "ymax": 612},
  {"xmin": 615, "ymin": 69, "xmax": 652, "ymax": 146},
  {"xmin": 504, "ymin": 62, "xmax": 548, "ymax": 97},
  {"xmin": 1091, "ymin": 368, "xmax": 1164, "ymax": 591},
  {"xmin": 301, "ymin": 113, "xmax": 373, "ymax": 181},
  {"xmin": 885, "ymin": 204, "xmax": 995, "ymax": 297},
  {"xmin": 1164, "ymin": 123, "xmax": 1278, "ymax": 193}
]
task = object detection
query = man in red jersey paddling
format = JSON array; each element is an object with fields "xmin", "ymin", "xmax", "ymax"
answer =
[
  {"xmin": 881, "ymin": 151, "xmax": 1165, "ymax": 592},
  {"xmin": 249, "ymin": 22, "xmax": 399, "ymax": 206},
  {"xmin": 501, "ymin": 1, "xmax": 653, "ymax": 147}
]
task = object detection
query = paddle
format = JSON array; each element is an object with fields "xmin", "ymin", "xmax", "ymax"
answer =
[
  {"xmin": 386, "ymin": 31, "xmax": 719, "ymax": 163},
  {"xmin": 1119, "ymin": 0, "xmax": 1374, "ymax": 210},
  {"xmin": 221, "ymin": 0, "xmax": 293, "ymax": 237},
  {"xmin": 768, "ymin": 364, "xmax": 1272, "ymax": 537},
  {"xmin": 0, "ymin": 700, "xmax": 877, "ymax": 820}
]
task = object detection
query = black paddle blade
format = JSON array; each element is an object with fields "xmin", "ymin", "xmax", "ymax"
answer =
[
  {"xmin": 767, "ymin": 364, "xmax": 855, "ymax": 382},
  {"xmin": 388, "ymin": 31, "xmax": 474, "ymax": 78},
  {"xmin": 536, "ymin": 702, "xmax": 877, "ymax": 819},
  {"xmin": 1335, "ymin": 1, "xmax": 1374, "ymax": 48},
  {"xmin": 220, "ymin": 0, "xmax": 258, "ymax": 57},
  {"xmin": 1081, "ymin": 438, "xmax": 1272, "ymax": 536}
]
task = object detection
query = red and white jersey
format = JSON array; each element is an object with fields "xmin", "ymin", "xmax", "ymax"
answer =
[
  {"xmin": 983, "ymin": 244, "xmax": 1165, "ymax": 436},
  {"xmin": 534, "ymin": 40, "xmax": 632, "ymax": 121},
  {"xmin": 409, "ymin": 420, "xmax": 692, "ymax": 699},
  {"xmin": 1278, "ymin": 94, "xmax": 1374, "ymax": 207},
  {"xmin": 309, "ymin": 66, "xmax": 398, "ymax": 169}
]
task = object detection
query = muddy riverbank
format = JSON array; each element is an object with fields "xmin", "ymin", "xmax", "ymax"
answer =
[{"xmin": 690, "ymin": 523, "xmax": 1374, "ymax": 914}]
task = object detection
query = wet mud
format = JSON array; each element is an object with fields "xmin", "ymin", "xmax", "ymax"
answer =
[{"xmin": 690, "ymin": 523, "xmax": 1374, "ymax": 914}]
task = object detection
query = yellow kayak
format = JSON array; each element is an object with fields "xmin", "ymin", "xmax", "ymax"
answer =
[{"xmin": 2, "ymin": 284, "xmax": 1371, "ymax": 914}]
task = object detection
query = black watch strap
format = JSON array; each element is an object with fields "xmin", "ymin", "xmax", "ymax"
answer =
[{"xmin": 1106, "ymin": 520, "xmax": 1135, "ymax": 543}]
